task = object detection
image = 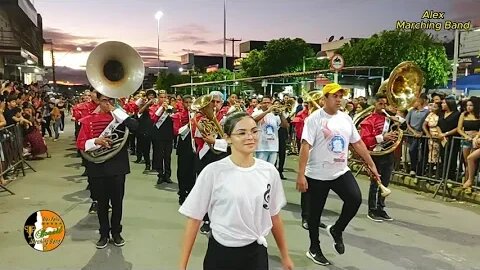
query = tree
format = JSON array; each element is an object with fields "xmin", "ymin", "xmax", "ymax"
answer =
[
  {"xmin": 201, "ymin": 68, "xmax": 235, "ymax": 82},
  {"xmin": 155, "ymin": 72, "xmax": 189, "ymax": 93},
  {"xmin": 241, "ymin": 38, "xmax": 316, "ymax": 77},
  {"xmin": 337, "ymin": 29, "xmax": 451, "ymax": 89}
]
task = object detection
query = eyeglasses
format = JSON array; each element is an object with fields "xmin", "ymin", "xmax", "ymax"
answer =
[{"xmin": 230, "ymin": 130, "xmax": 259, "ymax": 139}]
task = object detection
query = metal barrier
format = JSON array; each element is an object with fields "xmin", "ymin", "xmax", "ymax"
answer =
[
  {"xmin": 349, "ymin": 133, "xmax": 480, "ymax": 201},
  {"xmin": 0, "ymin": 124, "xmax": 36, "ymax": 195}
]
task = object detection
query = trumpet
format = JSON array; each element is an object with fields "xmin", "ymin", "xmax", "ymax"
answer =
[{"xmin": 272, "ymin": 105, "xmax": 289, "ymax": 115}]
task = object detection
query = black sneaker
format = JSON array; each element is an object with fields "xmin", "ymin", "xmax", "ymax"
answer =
[
  {"xmin": 279, "ymin": 172, "xmax": 287, "ymax": 180},
  {"xmin": 367, "ymin": 210, "xmax": 383, "ymax": 222},
  {"xmin": 200, "ymin": 222, "xmax": 211, "ymax": 235},
  {"xmin": 112, "ymin": 233, "xmax": 125, "ymax": 247},
  {"xmin": 164, "ymin": 178, "xmax": 173, "ymax": 184},
  {"xmin": 156, "ymin": 177, "xmax": 164, "ymax": 185},
  {"xmin": 302, "ymin": 219, "xmax": 309, "ymax": 230},
  {"xmin": 319, "ymin": 222, "xmax": 327, "ymax": 229},
  {"xmin": 378, "ymin": 210, "xmax": 393, "ymax": 221},
  {"xmin": 95, "ymin": 236, "xmax": 109, "ymax": 249},
  {"xmin": 306, "ymin": 249, "xmax": 331, "ymax": 265},
  {"xmin": 89, "ymin": 201, "xmax": 98, "ymax": 214},
  {"xmin": 327, "ymin": 225, "xmax": 345, "ymax": 255}
]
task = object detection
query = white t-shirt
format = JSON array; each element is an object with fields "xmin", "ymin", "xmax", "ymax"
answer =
[
  {"xmin": 252, "ymin": 110, "xmax": 281, "ymax": 152},
  {"xmin": 301, "ymin": 108, "xmax": 361, "ymax": 180},
  {"xmin": 179, "ymin": 157, "xmax": 286, "ymax": 248}
]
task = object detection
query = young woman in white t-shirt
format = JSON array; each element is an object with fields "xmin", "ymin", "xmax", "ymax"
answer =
[{"xmin": 179, "ymin": 112, "xmax": 293, "ymax": 270}]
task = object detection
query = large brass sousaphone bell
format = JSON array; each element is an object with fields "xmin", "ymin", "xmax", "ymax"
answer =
[
  {"xmin": 81, "ymin": 41, "xmax": 145, "ymax": 163},
  {"xmin": 353, "ymin": 61, "xmax": 424, "ymax": 156}
]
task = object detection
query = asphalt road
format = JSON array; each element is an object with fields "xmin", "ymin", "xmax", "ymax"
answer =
[{"xmin": 1, "ymin": 123, "xmax": 479, "ymax": 270}]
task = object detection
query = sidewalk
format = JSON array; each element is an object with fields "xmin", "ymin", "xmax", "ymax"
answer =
[{"xmin": 0, "ymin": 121, "xmax": 480, "ymax": 270}]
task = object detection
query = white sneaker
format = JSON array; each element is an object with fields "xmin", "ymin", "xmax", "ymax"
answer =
[{"xmin": 409, "ymin": 170, "xmax": 416, "ymax": 176}]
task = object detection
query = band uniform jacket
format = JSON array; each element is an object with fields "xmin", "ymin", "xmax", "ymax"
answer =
[
  {"xmin": 359, "ymin": 112, "xmax": 389, "ymax": 151},
  {"xmin": 149, "ymin": 103, "xmax": 174, "ymax": 141},
  {"xmin": 72, "ymin": 101, "xmax": 97, "ymax": 122},
  {"xmin": 76, "ymin": 109, "xmax": 138, "ymax": 178}
]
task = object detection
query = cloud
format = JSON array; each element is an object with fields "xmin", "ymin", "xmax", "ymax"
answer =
[
  {"xmin": 43, "ymin": 28, "xmax": 100, "ymax": 52},
  {"xmin": 194, "ymin": 39, "xmax": 224, "ymax": 45},
  {"xmin": 163, "ymin": 23, "xmax": 223, "ymax": 46},
  {"xmin": 45, "ymin": 66, "xmax": 88, "ymax": 85},
  {"xmin": 173, "ymin": 49, "xmax": 207, "ymax": 55}
]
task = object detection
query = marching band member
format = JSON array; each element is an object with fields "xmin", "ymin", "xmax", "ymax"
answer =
[
  {"xmin": 179, "ymin": 112, "xmax": 293, "ymax": 270},
  {"xmin": 149, "ymin": 90, "xmax": 174, "ymax": 185},
  {"xmin": 252, "ymin": 96, "xmax": 289, "ymax": 164},
  {"xmin": 175, "ymin": 95, "xmax": 195, "ymax": 205},
  {"xmin": 360, "ymin": 93, "xmax": 397, "ymax": 222},
  {"xmin": 191, "ymin": 91, "xmax": 229, "ymax": 235},
  {"xmin": 246, "ymin": 97, "xmax": 259, "ymax": 115},
  {"xmin": 123, "ymin": 96, "xmax": 138, "ymax": 155},
  {"xmin": 76, "ymin": 92, "xmax": 138, "ymax": 249},
  {"xmin": 73, "ymin": 90, "xmax": 100, "ymax": 214},
  {"xmin": 136, "ymin": 90, "xmax": 155, "ymax": 171},
  {"xmin": 296, "ymin": 83, "xmax": 380, "ymax": 265}
]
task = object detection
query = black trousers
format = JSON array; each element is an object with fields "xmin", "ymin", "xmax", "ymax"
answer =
[
  {"xmin": 128, "ymin": 132, "xmax": 136, "ymax": 153},
  {"xmin": 177, "ymin": 136, "xmax": 196, "ymax": 203},
  {"xmin": 306, "ymin": 171, "xmax": 362, "ymax": 252},
  {"xmin": 91, "ymin": 174, "xmax": 126, "ymax": 237},
  {"xmin": 152, "ymin": 140, "xmax": 173, "ymax": 178},
  {"xmin": 409, "ymin": 137, "xmax": 425, "ymax": 176},
  {"xmin": 368, "ymin": 154, "xmax": 394, "ymax": 211},
  {"xmin": 41, "ymin": 117, "xmax": 52, "ymax": 137},
  {"xmin": 301, "ymin": 192, "xmax": 310, "ymax": 220},
  {"xmin": 277, "ymin": 128, "xmax": 287, "ymax": 173},
  {"xmin": 136, "ymin": 134, "xmax": 151, "ymax": 166},
  {"xmin": 204, "ymin": 235, "xmax": 268, "ymax": 270},
  {"xmin": 87, "ymin": 176, "xmax": 97, "ymax": 201}
]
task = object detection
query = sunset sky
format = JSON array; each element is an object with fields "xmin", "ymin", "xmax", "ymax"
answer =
[{"xmin": 34, "ymin": 0, "xmax": 480, "ymax": 84}]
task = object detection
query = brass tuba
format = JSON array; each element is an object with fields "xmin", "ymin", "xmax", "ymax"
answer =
[
  {"xmin": 353, "ymin": 61, "xmax": 423, "ymax": 156},
  {"xmin": 304, "ymin": 90, "xmax": 324, "ymax": 114},
  {"xmin": 81, "ymin": 41, "xmax": 145, "ymax": 163}
]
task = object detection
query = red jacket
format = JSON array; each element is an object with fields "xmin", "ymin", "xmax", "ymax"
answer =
[
  {"xmin": 73, "ymin": 101, "xmax": 97, "ymax": 121},
  {"xmin": 76, "ymin": 113, "xmax": 113, "ymax": 151},
  {"xmin": 171, "ymin": 110, "xmax": 189, "ymax": 136},
  {"xmin": 291, "ymin": 109, "xmax": 309, "ymax": 139},
  {"xmin": 359, "ymin": 112, "xmax": 387, "ymax": 151}
]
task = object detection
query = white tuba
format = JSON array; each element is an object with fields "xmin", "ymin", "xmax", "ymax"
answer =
[{"xmin": 81, "ymin": 41, "xmax": 144, "ymax": 163}]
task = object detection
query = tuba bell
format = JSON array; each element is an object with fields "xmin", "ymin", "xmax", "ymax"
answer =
[
  {"xmin": 191, "ymin": 94, "xmax": 225, "ymax": 139},
  {"xmin": 354, "ymin": 61, "xmax": 423, "ymax": 156},
  {"xmin": 81, "ymin": 41, "xmax": 145, "ymax": 163}
]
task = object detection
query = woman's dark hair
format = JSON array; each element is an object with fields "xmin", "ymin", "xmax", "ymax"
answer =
[
  {"xmin": 223, "ymin": 112, "xmax": 253, "ymax": 136},
  {"xmin": 465, "ymin": 96, "xmax": 480, "ymax": 119},
  {"xmin": 444, "ymin": 98, "xmax": 458, "ymax": 113}
]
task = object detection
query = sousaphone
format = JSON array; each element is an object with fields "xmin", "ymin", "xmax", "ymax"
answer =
[
  {"xmin": 353, "ymin": 61, "xmax": 423, "ymax": 156},
  {"xmin": 81, "ymin": 41, "xmax": 145, "ymax": 163}
]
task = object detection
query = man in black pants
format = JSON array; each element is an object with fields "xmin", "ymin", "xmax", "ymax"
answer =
[
  {"xmin": 149, "ymin": 90, "xmax": 174, "ymax": 184},
  {"xmin": 176, "ymin": 95, "xmax": 196, "ymax": 205},
  {"xmin": 136, "ymin": 90, "xmax": 156, "ymax": 172},
  {"xmin": 76, "ymin": 92, "xmax": 138, "ymax": 249},
  {"xmin": 296, "ymin": 83, "xmax": 380, "ymax": 266},
  {"xmin": 359, "ymin": 94, "xmax": 396, "ymax": 222}
]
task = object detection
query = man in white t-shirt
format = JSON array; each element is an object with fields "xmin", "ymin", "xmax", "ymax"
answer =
[
  {"xmin": 296, "ymin": 83, "xmax": 380, "ymax": 266},
  {"xmin": 252, "ymin": 96, "xmax": 289, "ymax": 164}
]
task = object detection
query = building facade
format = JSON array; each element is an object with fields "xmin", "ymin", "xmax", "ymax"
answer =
[{"xmin": 0, "ymin": 0, "xmax": 44, "ymax": 83}]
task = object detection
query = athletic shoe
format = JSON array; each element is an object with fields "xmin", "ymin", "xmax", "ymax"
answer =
[
  {"xmin": 367, "ymin": 210, "xmax": 383, "ymax": 222},
  {"xmin": 95, "ymin": 236, "xmax": 109, "ymax": 249},
  {"xmin": 327, "ymin": 225, "xmax": 345, "ymax": 255},
  {"xmin": 306, "ymin": 249, "xmax": 331, "ymax": 265},
  {"xmin": 378, "ymin": 210, "xmax": 393, "ymax": 221}
]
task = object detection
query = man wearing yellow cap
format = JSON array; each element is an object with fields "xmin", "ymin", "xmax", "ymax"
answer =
[{"xmin": 296, "ymin": 83, "xmax": 380, "ymax": 265}]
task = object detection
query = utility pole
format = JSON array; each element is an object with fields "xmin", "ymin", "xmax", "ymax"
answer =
[
  {"xmin": 226, "ymin": 37, "xmax": 241, "ymax": 59},
  {"xmin": 45, "ymin": 39, "xmax": 56, "ymax": 90},
  {"xmin": 223, "ymin": 0, "xmax": 227, "ymax": 70}
]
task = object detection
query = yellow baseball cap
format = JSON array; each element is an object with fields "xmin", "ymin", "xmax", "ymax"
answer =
[{"xmin": 322, "ymin": 83, "xmax": 349, "ymax": 96}]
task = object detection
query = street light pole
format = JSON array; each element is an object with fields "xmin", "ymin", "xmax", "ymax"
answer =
[
  {"xmin": 155, "ymin": 11, "xmax": 164, "ymax": 72},
  {"xmin": 452, "ymin": 29, "xmax": 459, "ymax": 95},
  {"xmin": 223, "ymin": 0, "xmax": 227, "ymax": 70},
  {"xmin": 190, "ymin": 75, "xmax": 193, "ymax": 96}
]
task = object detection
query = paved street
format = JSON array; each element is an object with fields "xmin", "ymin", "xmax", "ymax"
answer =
[{"xmin": 1, "ymin": 123, "xmax": 480, "ymax": 270}]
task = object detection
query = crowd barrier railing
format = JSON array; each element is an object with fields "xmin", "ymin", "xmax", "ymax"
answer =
[
  {"xmin": 0, "ymin": 124, "xmax": 36, "ymax": 195},
  {"xmin": 349, "ymin": 133, "xmax": 479, "ymax": 202}
]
